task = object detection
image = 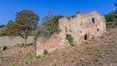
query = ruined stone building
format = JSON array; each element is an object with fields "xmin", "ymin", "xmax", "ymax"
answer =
[{"xmin": 36, "ymin": 11, "xmax": 106, "ymax": 56}]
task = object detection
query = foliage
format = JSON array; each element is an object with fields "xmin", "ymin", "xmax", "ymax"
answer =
[
  {"xmin": 23, "ymin": 52, "xmax": 36, "ymax": 64},
  {"xmin": 34, "ymin": 14, "xmax": 63, "ymax": 40},
  {"xmin": 43, "ymin": 50, "xmax": 48, "ymax": 55},
  {"xmin": 65, "ymin": 34, "xmax": 74, "ymax": 46},
  {"xmin": 0, "ymin": 56, "xmax": 13, "ymax": 62},
  {"xmin": 0, "ymin": 27, "xmax": 6, "ymax": 37},
  {"xmin": 105, "ymin": 0, "xmax": 117, "ymax": 28},
  {"xmin": 0, "ymin": 25, "xmax": 6, "ymax": 28},
  {"xmin": 105, "ymin": 10, "xmax": 117, "ymax": 27},
  {"xmin": 5, "ymin": 20, "xmax": 17, "ymax": 37},
  {"xmin": 33, "ymin": 27, "xmax": 45, "ymax": 41},
  {"xmin": 43, "ymin": 15, "xmax": 63, "ymax": 35},
  {"xmin": 5, "ymin": 9, "xmax": 39, "ymax": 45}
]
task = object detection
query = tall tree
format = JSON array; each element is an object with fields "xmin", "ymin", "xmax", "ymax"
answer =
[
  {"xmin": 34, "ymin": 14, "xmax": 63, "ymax": 41},
  {"xmin": 6, "ymin": 10, "xmax": 39, "ymax": 46},
  {"xmin": 5, "ymin": 20, "xmax": 17, "ymax": 37},
  {"xmin": 43, "ymin": 14, "xmax": 63, "ymax": 36}
]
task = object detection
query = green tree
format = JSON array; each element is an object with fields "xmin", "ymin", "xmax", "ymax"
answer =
[
  {"xmin": 0, "ymin": 25, "xmax": 6, "ymax": 28},
  {"xmin": 34, "ymin": 14, "xmax": 63, "ymax": 41},
  {"xmin": 5, "ymin": 20, "xmax": 17, "ymax": 37},
  {"xmin": 0, "ymin": 25, "xmax": 6, "ymax": 37},
  {"xmin": 6, "ymin": 10, "xmax": 39, "ymax": 46},
  {"xmin": 105, "ymin": 0, "xmax": 117, "ymax": 28},
  {"xmin": 43, "ymin": 14, "xmax": 63, "ymax": 36},
  {"xmin": 105, "ymin": 10, "xmax": 117, "ymax": 27}
]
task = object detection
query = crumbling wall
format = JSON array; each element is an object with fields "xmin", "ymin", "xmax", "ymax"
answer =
[
  {"xmin": 59, "ymin": 11, "xmax": 106, "ymax": 45},
  {"xmin": 36, "ymin": 11, "xmax": 106, "ymax": 56}
]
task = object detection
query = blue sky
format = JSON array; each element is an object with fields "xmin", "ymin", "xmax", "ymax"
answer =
[{"xmin": 0, "ymin": 0, "xmax": 116, "ymax": 25}]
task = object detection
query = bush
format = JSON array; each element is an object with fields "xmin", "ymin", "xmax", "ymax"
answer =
[
  {"xmin": 34, "ymin": 31, "xmax": 44, "ymax": 41},
  {"xmin": 105, "ymin": 10, "xmax": 117, "ymax": 28},
  {"xmin": 43, "ymin": 50, "xmax": 48, "ymax": 55},
  {"xmin": 23, "ymin": 52, "xmax": 36, "ymax": 64},
  {"xmin": 0, "ymin": 27, "xmax": 6, "ymax": 37},
  {"xmin": 65, "ymin": 34, "xmax": 74, "ymax": 46}
]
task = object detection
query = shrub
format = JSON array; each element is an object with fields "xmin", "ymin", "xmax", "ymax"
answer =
[
  {"xmin": 65, "ymin": 34, "xmax": 74, "ymax": 46},
  {"xmin": 34, "ymin": 31, "xmax": 44, "ymax": 41},
  {"xmin": 23, "ymin": 52, "xmax": 36, "ymax": 64},
  {"xmin": 10, "ymin": 64, "xmax": 15, "ymax": 66},
  {"xmin": 43, "ymin": 50, "xmax": 48, "ymax": 55},
  {"xmin": 0, "ymin": 27, "xmax": 6, "ymax": 37},
  {"xmin": 105, "ymin": 10, "xmax": 117, "ymax": 28}
]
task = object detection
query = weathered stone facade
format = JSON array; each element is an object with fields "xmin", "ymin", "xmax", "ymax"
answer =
[{"xmin": 36, "ymin": 11, "xmax": 106, "ymax": 56}]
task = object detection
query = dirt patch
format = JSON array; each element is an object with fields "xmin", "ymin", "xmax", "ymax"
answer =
[{"xmin": 0, "ymin": 45, "xmax": 36, "ymax": 66}]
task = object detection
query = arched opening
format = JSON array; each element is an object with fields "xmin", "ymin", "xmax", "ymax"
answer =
[{"xmin": 84, "ymin": 35, "xmax": 88, "ymax": 40}]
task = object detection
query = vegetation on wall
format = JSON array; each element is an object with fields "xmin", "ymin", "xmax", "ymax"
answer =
[
  {"xmin": 43, "ymin": 50, "xmax": 48, "ymax": 56},
  {"xmin": 65, "ymin": 34, "xmax": 74, "ymax": 46}
]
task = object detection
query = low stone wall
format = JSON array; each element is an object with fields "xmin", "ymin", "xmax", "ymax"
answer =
[{"xmin": 0, "ymin": 36, "xmax": 34, "ymax": 46}]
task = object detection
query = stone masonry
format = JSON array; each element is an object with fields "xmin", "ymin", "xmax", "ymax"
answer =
[{"xmin": 36, "ymin": 11, "xmax": 106, "ymax": 56}]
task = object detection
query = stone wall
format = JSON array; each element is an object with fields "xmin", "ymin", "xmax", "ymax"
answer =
[
  {"xmin": 0, "ymin": 36, "xmax": 34, "ymax": 46},
  {"xmin": 36, "ymin": 11, "xmax": 106, "ymax": 56},
  {"xmin": 59, "ymin": 11, "xmax": 106, "ymax": 45}
]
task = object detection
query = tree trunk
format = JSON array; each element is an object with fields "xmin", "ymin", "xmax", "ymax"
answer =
[
  {"xmin": 24, "ymin": 35, "xmax": 27, "ymax": 48},
  {"xmin": 33, "ymin": 40, "xmax": 36, "ymax": 50},
  {"xmin": 24, "ymin": 38, "xmax": 27, "ymax": 47}
]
